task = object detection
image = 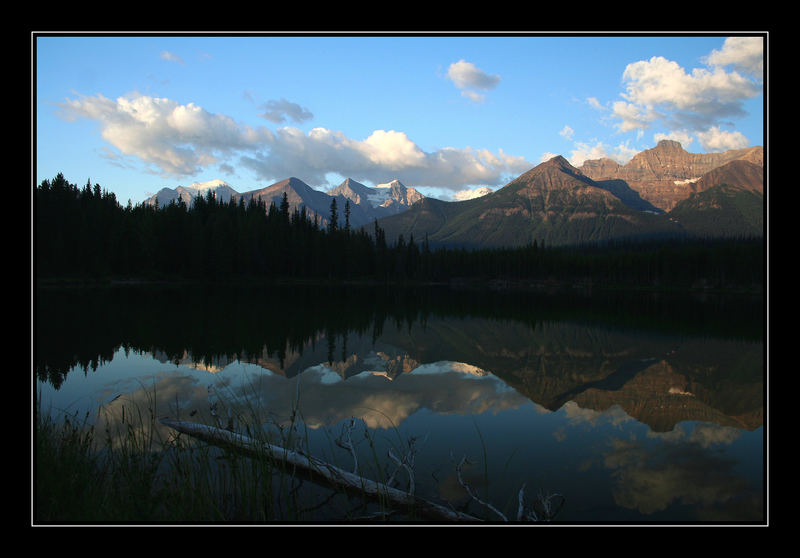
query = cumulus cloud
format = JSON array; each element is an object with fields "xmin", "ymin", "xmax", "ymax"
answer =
[
  {"xmin": 611, "ymin": 100, "xmax": 659, "ymax": 133},
  {"xmin": 447, "ymin": 60, "xmax": 501, "ymax": 102},
  {"xmin": 57, "ymin": 92, "xmax": 531, "ymax": 190},
  {"xmin": 242, "ymin": 126, "xmax": 531, "ymax": 188},
  {"xmin": 696, "ymin": 125, "xmax": 750, "ymax": 152},
  {"xmin": 57, "ymin": 93, "xmax": 272, "ymax": 176},
  {"xmin": 604, "ymin": 437, "xmax": 754, "ymax": 516},
  {"xmin": 570, "ymin": 38, "xmax": 764, "ymax": 156},
  {"xmin": 611, "ymin": 48, "xmax": 762, "ymax": 135},
  {"xmin": 704, "ymin": 36, "xmax": 763, "ymax": 77},
  {"xmin": 259, "ymin": 98, "xmax": 314, "ymax": 124}
]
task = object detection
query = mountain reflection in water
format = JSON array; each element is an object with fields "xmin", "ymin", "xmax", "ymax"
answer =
[{"xmin": 34, "ymin": 284, "xmax": 764, "ymax": 522}]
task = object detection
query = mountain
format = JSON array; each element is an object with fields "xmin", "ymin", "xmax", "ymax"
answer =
[
  {"xmin": 369, "ymin": 179, "xmax": 425, "ymax": 213},
  {"xmin": 377, "ymin": 155, "xmax": 685, "ymax": 249},
  {"xmin": 690, "ymin": 158, "xmax": 763, "ymax": 195},
  {"xmin": 235, "ymin": 176, "xmax": 373, "ymax": 229},
  {"xmin": 327, "ymin": 177, "xmax": 425, "ymax": 221},
  {"xmin": 579, "ymin": 140, "xmax": 763, "ymax": 212},
  {"xmin": 141, "ymin": 140, "xmax": 763, "ymax": 249},
  {"xmin": 145, "ymin": 176, "xmax": 422, "ymax": 230},
  {"xmin": 145, "ymin": 179, "xmax": 237, "ymax": 207},
  {"xmin": 376, "ymin": 142, "xmax": 764, "ymax": 249},
  {"xmin": 668, "ymin": 159, "xmax": 764, "ymax": 238},
  {"xmin": 325, "ymin": 178, "xmax": 376, "ymax": 207}
]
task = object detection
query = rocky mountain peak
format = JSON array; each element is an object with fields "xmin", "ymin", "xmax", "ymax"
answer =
[
  {"xmin": 541, "ymin": 154, "xmax": 575, "ymax": 169},
  {"xmin": 654, "ymin": 139, "xmax": 686, "ymax": 151},
  {"xmin": 579, "ymin": 142, "xmax": 764, "ymax": 211}
]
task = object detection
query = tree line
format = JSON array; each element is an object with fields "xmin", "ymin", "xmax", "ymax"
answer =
[{"xmin": 35, "ymin": 173, "xmax": 763, "ymax": 290}]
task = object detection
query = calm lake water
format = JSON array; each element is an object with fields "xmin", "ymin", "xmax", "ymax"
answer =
[{"xmin": 34, "ymin": 283, "xmax": 765, "ymax": 524}]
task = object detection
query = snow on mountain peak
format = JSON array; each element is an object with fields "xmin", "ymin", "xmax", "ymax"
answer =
[
  {"xmin": 183, "ymin": 179, "xmax": 230, "ymax": 191},
  {"xmin": 375, "ymin": 179, "xmax": 404, "ymax": 189}
]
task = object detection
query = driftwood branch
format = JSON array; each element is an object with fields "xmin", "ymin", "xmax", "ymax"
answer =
[
  {"xmin": 387, "ymin": 448, "xmax": 415, "ymax": 496},
  {"xmin": 159, "ymin": 418, "xmax": 481, "ymax": 523},
  {"xmin": 386, "ymin": 434, "xmax": 423, "ymax": 494},
  {"xmin": 334, "ymin": 418, "xmax": 360, "ymax": 475},
  {"xmin": 455, "ymin": 455, "xmax": 508, "ymax": 522}
]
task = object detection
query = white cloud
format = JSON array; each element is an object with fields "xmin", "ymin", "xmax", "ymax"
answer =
[
  {"xmin": 614, "ymin": 51, "xmax": 761, "ymax": 133},
  {"xmin": 58, "ymin": 92, "xmax": 532, "ymax": 189},
  {"xmin": 446, "ymin": 60, "xmax": 500, "ymax": 102},
  {"xmin": 58, "ymin": 93, "xmax": 272, "ymax": 176},
  {"xmin": 447, "ymin": 60, "xmax": 501, "ymax": 90},
  {"xmin": 244, "ymin": 128, "xmax": 532, "ymax": 189},
  {"xmin": 696, "ymin": 125, "xmax": 750, "ymax": 152},
  {"xmin": 566, "ymin": 140, "xmax": 639, "ymax": 166},
  {"xmin": 704, "ymin": 36, "xmax": 763, "ymax": 77},
  {"xmin": 559, "ymin": 125, "xmax": 574, "ymax": 140},
  {"xmin": 572, "ymin": 39, "xmax": 764, "ymax": 157},
  {"xmin": 361, "ymin": 129, "xmax": 428, "ymax": 168},
  {"xmin": 611, "ymin": 100, "xmax": 660, "ymax": 132}
]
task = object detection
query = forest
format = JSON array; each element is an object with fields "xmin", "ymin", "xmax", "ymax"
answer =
[{"xmin": 34, "ymin": 173, "xmax": 764, "ymax": 291}]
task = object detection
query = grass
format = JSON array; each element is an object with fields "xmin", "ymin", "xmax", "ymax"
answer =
[
  {"xmin": 33, "ymin": 384, "xmax": 436, "ymax": 524},
  {"xmin": 34, "ymin": 377, "xmax": 557, "ymax": 524},
  {"xmin": 34, "ymin": 388, "xmax": 345, "ymax": 524}
]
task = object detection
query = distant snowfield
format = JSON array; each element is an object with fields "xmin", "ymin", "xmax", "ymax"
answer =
[{"xmin": 184, "ymin": 179, "xmax": 230, "ymax": 190}]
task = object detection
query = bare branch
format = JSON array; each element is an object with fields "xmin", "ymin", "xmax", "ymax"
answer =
[
  {"xmin": 386, "ymin": 434, "xmax": 423, "ymax": 492},
  {"xmin": 335, "ymin": 418, "xmax": 360, "ymax": 474},
  {"xmin": 456, "ymin": 455, "xmax": 508, "ymax": 522},
  {"xmin": 160, "ymin": 418, "xmax": 482, "ymax": 522},
  {"xmin": 387, "ymin": 448, "xmax": 415, "ymax": 497}
]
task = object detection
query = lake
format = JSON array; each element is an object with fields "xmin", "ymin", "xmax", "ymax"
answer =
[{"xmin": 34, "ymin": 283, "xmax": 765, "ymax": 524}]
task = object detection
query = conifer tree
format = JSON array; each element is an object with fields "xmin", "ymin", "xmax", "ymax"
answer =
[
  {"xmin": 328, "ymin": 198, "xmax": 338, "ymax": 234},
  {"xmin": 279, "ymin": 191, "xmax": 290, "ymax": 223}
]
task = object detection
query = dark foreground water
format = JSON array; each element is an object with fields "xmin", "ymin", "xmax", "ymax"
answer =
[{"xmin": 34, "ymin": 283, "xmax": 765, "ymax": 524}]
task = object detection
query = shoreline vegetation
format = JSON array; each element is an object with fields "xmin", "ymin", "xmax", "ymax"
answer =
[
  {"xmin": 36, "ymin": 391, "xmax": 561, "ymax": 524},
  {"xmin": 35, "ymin": 173, "xmax": 763, "ymax": 295}
]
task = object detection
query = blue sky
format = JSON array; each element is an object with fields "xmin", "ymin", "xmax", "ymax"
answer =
[{"xmin": 35, "ymin": 33, "xmax": 765, "ymax": 204}]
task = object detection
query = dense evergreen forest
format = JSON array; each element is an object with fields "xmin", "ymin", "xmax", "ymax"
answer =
[{"xmin": 35, "ymin": 173, "xmax": 764, "ymax": 291}]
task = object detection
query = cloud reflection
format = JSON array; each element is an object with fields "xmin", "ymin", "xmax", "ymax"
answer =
[
  {"xmin": 232, "ymin": 362, "xmax": 529, "ymax": 430},
  {"xmin": 602, "ymin": 432, "xmax": 760, "ymax": 519}
]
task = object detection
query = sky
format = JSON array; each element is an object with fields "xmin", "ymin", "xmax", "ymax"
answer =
[{"xmin": 34, "ymin": 33, "xmax": 765, "ymax": 205}]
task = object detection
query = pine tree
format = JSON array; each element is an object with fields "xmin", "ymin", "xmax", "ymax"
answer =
[
  {"xmin": 279, "ymin": 191, "xmax": 290, "ymax": 223},
  {"xmin": 328, "ymin": 198, "xmax": 338, "ymax": 234}
]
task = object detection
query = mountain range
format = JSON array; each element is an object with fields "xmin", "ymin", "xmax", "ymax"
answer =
[
  {"xmin": 377, "ymin": 140, "xmax": 764, "ymax": 248},
  {"xmin": 146, "ymin": 176, "xmax": 424, "ymax": 229},
  {"xmin": 579, "ymin": 140, "xmax": 763, "ymax": 212},
  {"xmin": 145, "ymin": 139, "xmax": 763, "ymax": 248}
]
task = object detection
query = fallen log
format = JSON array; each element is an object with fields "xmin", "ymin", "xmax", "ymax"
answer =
[{"xmin": 159, "ymin": 418, "xmax": 482, "ymax": 522}]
